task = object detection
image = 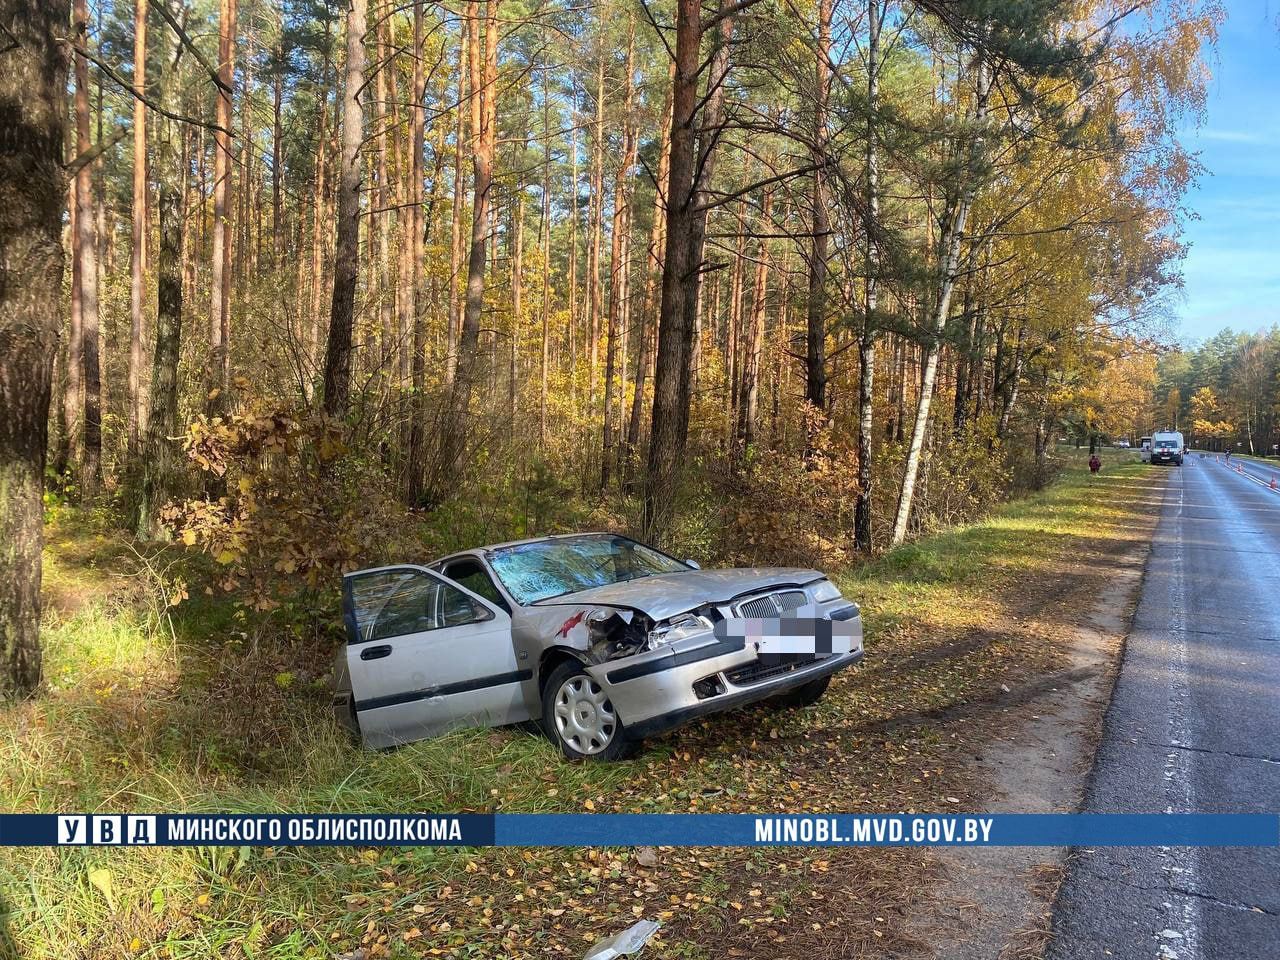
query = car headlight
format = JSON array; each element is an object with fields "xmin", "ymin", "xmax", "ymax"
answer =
[
  {"xmin": 646, "ymin": 613, "xmax": 713, "ymax": 650},
  {"xmin": 810, "ymin": 579, "xmax": 842, "ymax": 603}
]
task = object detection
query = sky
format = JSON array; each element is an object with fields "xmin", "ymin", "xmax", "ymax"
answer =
[{"xmin": 1175, "ymin": 1, "xmax": 1280, "ymax": 344}]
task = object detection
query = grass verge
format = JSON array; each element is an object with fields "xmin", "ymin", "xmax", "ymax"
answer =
[{"xmin": 1, "ymin": 454, "xmax": 1160, "ymax": 959}]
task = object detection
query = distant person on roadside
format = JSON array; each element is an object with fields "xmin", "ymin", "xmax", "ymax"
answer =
[
  {"xmin": 1089, "ymin": 454, "xmax": 1101, "ymax": 475},
  {"xmin": 1225, "ymin": 449, "xmax": 1232, "ymax": 463}
]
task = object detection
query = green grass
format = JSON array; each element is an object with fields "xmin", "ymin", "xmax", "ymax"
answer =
[{"xmin": 0, "ymin": 452, "xmax": 1159, "ymax": 960}]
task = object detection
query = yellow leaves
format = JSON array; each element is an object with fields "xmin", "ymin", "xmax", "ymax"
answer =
[
  {"xmin": 87, "ymin": 867, "xmax": 115, "ymax": 909},
  {"xmin": 583, "ymin": 799, "xmax": 596, "ymax": 811}
]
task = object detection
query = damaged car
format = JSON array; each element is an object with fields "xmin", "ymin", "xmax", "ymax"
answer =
[{"xmin": 334, "ymin": 533, "xmax": 863, "ymax": 759}]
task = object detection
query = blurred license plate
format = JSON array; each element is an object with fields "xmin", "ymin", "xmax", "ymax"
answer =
[{"xmin": 714, "ymin": 617, "xmax": 859, "ymax": 658}]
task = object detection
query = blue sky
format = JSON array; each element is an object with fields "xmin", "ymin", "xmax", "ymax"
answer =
[{"xmin": 1175, "ymin": 2, "xmax": 1280, "ymax": 343}]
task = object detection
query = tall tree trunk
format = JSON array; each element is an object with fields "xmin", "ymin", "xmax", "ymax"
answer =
[
  {"xmin": 736, "ymin": 190, "xmax": 773, "ymax": 449},
  {"xmin": 601, "ymin": 19, "xmax": 636, "ymax": 490},
  {"xmin": 62, "ymin": 168, "xmax": 82, "ymax": 479},
  {"xmin": 0, "ymin": 0, "xmax": 68, "ymax": 696},
  {"xmin": 645, "ymin": 0, "xmax": 735, "ymax": 535},
  {"xmin": 995, "ymin": 322, "xmax": 1025, "ymax": 441},
  {"xmin": 890, "ymin": 56, "xmax": 990, "ymax": 546},
  {"xmin": 509, "ymin": 192, "xmax": 524, "ymax": 426},
  {"xmin": 624, "ymin": 64, "xmax": 673, "ymax": 468},
  {"xmin": 272, "ymin": 52, "xmax": 284, "ymax": 262},
  {"xmin": 446, "ymin": 17, "xmax": 470, "ymax": 389},
  {"xmin": 72, "ymin": 0, "xmax": 102, "ymax": 492},
  {"xmin": 438, "ymin": 0, "xmax": 501, "ymax": 496},
  {"xmin": 128, "ymin": 0, "xmax": 148, "ymax": 453},
  {"xmin": 309, "ymin": 62, "xmax": 331, "ymax": 396},
  {"xmin": 405, "ymin": 1, "xmax": 428, "ymax": 501},
  {"xmin": 568, "ymin": 119, "xmax": 579, "ymax": 385},
  {"xmin": 586, "ymin": 45, "xmax": 605, "ymax": 408},
  {"xmin": 322, "ymin": 0, "xmax": 366, "ymax": 416},
  {"xmin": 805, "ymin": 0, "xmax": 831, "ymax": 419},
  {"xmin": 954, "ymin": 283, "xmax": 975, "ymax": 431},
  {"xmin": 539, "ymin": 65, "xmax": 552, "ymax": 441},
  {"xmin": 137, "ymin": 112, "xmax": 186, "ymax": 541},
  {"xmin": 208, "ymin": 0, "xmax": 236, "ymax": 408},
  {"xmin": 854, "ymin": 0, "xmax": 880, "ymax": 553},
  {"xmin": 375, "ymin": 20, "xmax": 394, "ymax": 372},
  {"xmin": 726, "ymin": 198, "xmax": 746, "ymax": 433}
]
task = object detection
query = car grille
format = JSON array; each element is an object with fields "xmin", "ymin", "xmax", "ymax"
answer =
[
  {"xmin": 736, "ymin": 590, "xmax": 809, "ymax": 618},
  {"xmin": 726, "ymin": 656, "xmax": 819, "ymax": 686}
]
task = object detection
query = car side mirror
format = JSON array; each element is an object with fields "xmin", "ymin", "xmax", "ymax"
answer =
[{"xmin": 685, "ymin": 559, "xmax": 700, "ymax": 570}]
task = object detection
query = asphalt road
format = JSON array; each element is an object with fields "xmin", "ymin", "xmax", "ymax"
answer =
[{"xmin": 1048, "ymin": 453, "xmax": 1280, "ymax": 960}]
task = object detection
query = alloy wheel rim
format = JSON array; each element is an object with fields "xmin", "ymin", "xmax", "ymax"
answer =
[{"xmin": 553, "ymin": 675, "xmax": 616, "ymax": 755}]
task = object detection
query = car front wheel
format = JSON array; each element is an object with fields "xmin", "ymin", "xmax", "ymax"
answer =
[{"xmin": 542, "ymin": 661, "xmax": 637, "ymax": 761}]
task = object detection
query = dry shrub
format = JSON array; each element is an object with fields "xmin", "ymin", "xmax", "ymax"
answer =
[
  {"xmin": 161, "ymin": 396, "xmax": 412, "ymax": 622},
  {"xmin": 720, "ymin": 426, "xmax": 861, "ymax": 569},
  {"xmin": 919, "ymin": 427, "xmax": 1012, "ymax": 531}
]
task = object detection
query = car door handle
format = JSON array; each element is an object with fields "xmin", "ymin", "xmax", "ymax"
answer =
[{"xmin": 360, "ymin": 644, "xmax": 393, "ymax": 661}]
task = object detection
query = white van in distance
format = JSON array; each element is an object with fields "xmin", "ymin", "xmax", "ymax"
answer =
[{"xmin": 1150, "ymin": 431, "xmax": 1185, "ymax": 466}]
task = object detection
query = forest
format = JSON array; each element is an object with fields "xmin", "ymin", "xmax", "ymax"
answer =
[
  {"xmin": 0, "ymin": 0, "xmax": 1225, "ymax": 697},
  {"xmin": 1155, "ymin": 327, "xmax": 1280, "ymax": 454}
]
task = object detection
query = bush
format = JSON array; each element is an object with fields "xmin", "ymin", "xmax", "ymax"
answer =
[{"xmin": 161, "ymin": 397, "xmax": 412, "ymax": 631}]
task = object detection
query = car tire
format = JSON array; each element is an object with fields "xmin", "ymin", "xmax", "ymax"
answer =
[
  {"xmin": 541, "ymin": 660, "xmax": 638, "ymax": 762},
  {"xmin": 771, "ymin": 674, "xmax": 831, "ymax": 708}
]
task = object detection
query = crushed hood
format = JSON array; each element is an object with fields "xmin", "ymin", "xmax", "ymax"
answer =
[{"xmin": 534, "ymin": 567, "xmax": 824, "ymax": 621}]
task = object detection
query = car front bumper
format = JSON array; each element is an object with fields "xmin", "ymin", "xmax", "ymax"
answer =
[{"xmin": 584, "ymin": 606, "xmax": 864, "ymax": 739}]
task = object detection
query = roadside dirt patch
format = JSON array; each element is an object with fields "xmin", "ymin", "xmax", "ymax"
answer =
[{"xmin": 898, "ymin": 484, "xmax": 1162, "ymax": 959}]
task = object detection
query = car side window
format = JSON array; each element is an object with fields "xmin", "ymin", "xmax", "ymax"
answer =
[
  {"xmin": 348, "ymin": 570, "xmax": 492, "ymax": 642},
  {"xmin": 443, "ymin": 559, "xmax": 512, "ymax": 613}
]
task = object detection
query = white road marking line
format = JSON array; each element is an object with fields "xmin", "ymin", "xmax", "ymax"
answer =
[{"xmin": 1158, "ymin": 470, "xmax": 1203, "ymax": 960}]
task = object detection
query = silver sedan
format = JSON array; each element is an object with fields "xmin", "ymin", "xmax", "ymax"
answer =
[{"xmin": 333, "ymin": 533, "xmax": 864, "ymax": 760}]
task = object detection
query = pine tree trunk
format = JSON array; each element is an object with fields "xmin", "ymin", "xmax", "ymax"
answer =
[
  {"xmin": 128, "ymin": 0, "xmax": 148, "ymax": 453},
  {"xmin": 644, "ymin": 0, "xmax": 702, "ymax": 535},
  {"xmin": 375, "ymin": 20, "xmax": 394, "ymax": 373},
  {"xmin": 601, "ymin": 20, "xmax": 636, "ymax": 490},
  {"xmin": 272, "ymin": 57, "xmax": 284, "ymax": 262},
  {"xmin": 308, "ymin": 55, "xmax": 330, "ymax": 398},
  {"xmin": 61, "ymin": 170, "xmax": 82, "ymax": 480},
  {"xmin": 645, "ymin": 0, "xmax": 735, "ymax": 535},
  {"xmin": 586, "ymin": 47, "xmax": 605, "ymax": 408},
  {"xmin": 726, "ymin": 199, "xmax": 745, "ymax": 433},
  {"xmin": 805, "ymin": 0, "xmax": 831, "ymax": 418},
  {"xmin": 0, "ymin": 0, "xmax": 67, "ymax": 696},
  {"xmin": 624, "ymin": 65, "xmax": 673, "ymax": 468},
  {"xmin": 136, "ymin": 112, "xmax": 186, "ymax": 541},
  {"xmin": 854, "ymin": 0, "xmax": 880, "ymax": 553},
  {"xmin": 208, "ymin": 0, "xmax": 235, "ymax": 408},
  {"xmin": 509, "ymin": 192, "xmax": 524, "ymax": 427},
  {"xmin": 446, "ymin": 18, "xmax": 470, "ymax": 390},
  {"xmin": 72, "ymin": 0, "xmax": 102, "ymax": 492},
  {"xmin": 322, "ymin": 0, "xmax": 366, "ymax": 416},
  {"xmin": 439, "ymin": 0, "xmax": 501, "ymax": 497},
  {"xmin": 736, "ymin": 190, "xmax": 772, "ymax": 449},
  {"xmin": 539, "ymin": 66, "xmax": 552, "ymax": 441},
  {"xmin": 405, "ymin": 1, "xmax": 428, "ymax": 501}
]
